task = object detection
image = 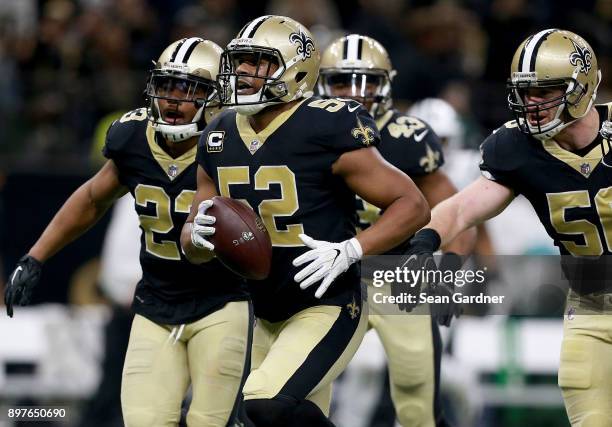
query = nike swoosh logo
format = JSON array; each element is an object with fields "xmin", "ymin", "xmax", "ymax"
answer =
[
  {"xmin": 11, "ymin": 266, "xmax": 23, "ymax": 284},
  {"xmin": 347, "ymin": 104, "xmax": 360, "ymax": 112},
  {"xmin": 414, "ymin": 130, "xmax": 429, "ymax": 142},
  {"xmin": 328, "ymin": 249, "xmax": 341, "ymax": 267}
]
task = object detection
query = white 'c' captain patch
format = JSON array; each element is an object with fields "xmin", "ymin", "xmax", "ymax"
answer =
[{"xmin": 207, "ymin": 131, "xmax": 225, "ymax": 153}]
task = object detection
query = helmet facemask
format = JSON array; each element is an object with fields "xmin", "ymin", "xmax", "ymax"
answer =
[
  {"xmin": 145, "ymin": 70, "xmax": 220, "ymax": 143},
  {"xmin": 507, "ymin": 29, "xmax": 601, "ymax": 141},
  {"xmin": 318, "ymin": 69, "xmax": 392, "ymax": 117},
  {"xmin": 219, "ymin": 46, "xmax": 290, "ymax": 116},
  {"xmin": 507, "ymin": 78, "xmax": 581, "ymax": 139},
  {"xmin": 319, "ymin": 34, "xmax": 395, "ymax": 118}
]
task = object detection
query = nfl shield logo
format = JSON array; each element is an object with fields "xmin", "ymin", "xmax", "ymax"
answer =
[
  {"xmin": 580, "ymin": 163, "xmax": 591, "ymax": 176},
  {"xmin": 168, "ymin": 164, "xmax": 179, "ymax": 178},
  {"xmin": 249, "ymin": 139, "xmax": 260, "ymax": 154}
]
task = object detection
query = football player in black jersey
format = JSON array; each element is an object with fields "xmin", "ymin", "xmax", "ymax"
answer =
[
  {"xmin": 319, "ymin": 34, "xmax": 474, "ymax": 427},
  {"xmin": 405, "ymin": 29, "xmax": 612, "ymax": 426},
  {"xmin": 180, "ymin": 16, "xmax": 431, "ymax": 427},
  {"xmin": 4, "ymin": 38, "xmax": 253, "ymax": 427}
]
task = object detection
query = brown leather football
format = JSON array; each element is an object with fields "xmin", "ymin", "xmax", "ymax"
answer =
[{"xmin": 208, "ymin": 196, "xmax": 272, "ymax": 280}]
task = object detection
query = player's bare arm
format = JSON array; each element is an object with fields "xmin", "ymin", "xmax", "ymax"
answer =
[
  {"xmin": 333, "ymin": 146, "xmax": 430, "ymax": 254},
  {"xmin": 5, "ymin": 160, "xmax": 126, "ymax": 317},
  {"xmin": 180, "ymin": 165, "xmax": 218, "ymax": 264},
  {"xmin": 427, "ymin": 175, "xmax": 514, "ymax": 247},
  {"xmin": 413, "ymin": 170, "xmax": 477, "ymax": 255},
  {"xmin": 29, "ymin": 160, "xmax": 128, "ymax": 262}
]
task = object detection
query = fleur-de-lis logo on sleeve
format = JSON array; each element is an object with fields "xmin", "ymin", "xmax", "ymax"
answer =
[
  {"xmin": 290, "ymin": 30, "xmax": 315, "ymax": 61},
  {"xmin": 352, "ymin": 116, "xmax": 376, "ymax": 146},
  {"xmin": 569, "ymin": 39, "xmax": 593, "ymax": 75},
  {"xmin": 419, "ymin": 144, "xmax": 441, "ymax": 173}
]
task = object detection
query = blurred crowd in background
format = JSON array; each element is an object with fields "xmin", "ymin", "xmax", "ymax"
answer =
[{"xmin": 1, "ymin": 0, "xmax": 612, "ymax": 172}]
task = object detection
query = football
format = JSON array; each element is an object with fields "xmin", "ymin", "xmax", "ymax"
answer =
[{"xmin": 208, "ymin": 196, "xmax": 272, "ymax": 280}]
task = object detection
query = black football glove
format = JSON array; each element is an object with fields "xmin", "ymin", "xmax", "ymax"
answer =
[
  {"xmin": 5, "ymin": 255, "xmax": 42, "ymax": 317},
  {"xmin": 431, "ymin": 252, "xmax": 464, "ymax": 327},
  {"xmin": 393, "ymin": 229, "xmax": 441, "ymax": 312}
]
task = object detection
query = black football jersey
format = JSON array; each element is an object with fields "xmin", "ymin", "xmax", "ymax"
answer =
[
  {"xmin": 355, "ymin": 110, "xmax": 444, "ymax": 253},
  {"xmin": 480, "ymin": 103, "xmax": 612, "ymax": 292},
  {"xmin": 197, "ymin": 97, "xmax": 380, "ymax": 321},
  {"xmin": 103, "ymin": 108, "xmax": 248, "ymax": 325}
]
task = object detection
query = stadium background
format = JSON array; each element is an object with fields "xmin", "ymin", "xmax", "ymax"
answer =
[{"xmin": 1, "ymin": 0, "xmax": 611, "ymax": 426}]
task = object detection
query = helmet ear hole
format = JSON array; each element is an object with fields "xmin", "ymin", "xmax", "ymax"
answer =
[{"xmin": 295, "ymin": 71, "xmax": 307, "ymax": 83}]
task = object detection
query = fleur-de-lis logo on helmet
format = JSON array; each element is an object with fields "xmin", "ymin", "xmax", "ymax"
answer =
[
  {"xmin": 290, "ymin": 30, "xmax": 315, "ymax": 61},
  {"xmin": 569, "ymin": 39, "xmax": 592, "ymax": 75},
  {"xmin": 351, "ymin": 116, "xmax": 376, "ymax": 146}
]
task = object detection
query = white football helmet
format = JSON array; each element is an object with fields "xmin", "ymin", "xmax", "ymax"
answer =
[{"xmin": 408, "ymin": 98, "xmax": 462, "ymax": 148}]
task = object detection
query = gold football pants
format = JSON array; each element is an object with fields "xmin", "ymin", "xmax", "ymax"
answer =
[
  {"xmin": 244, "ymin": 300, "xmax": 368, "ymax": 415},
  {"xmin": 559, "ymin": 291, "xmax": 612, "ymax": 427},
  {"xmin": 121, "ymin": 301, "xmax": 252, "ymax": 427},
  {"xmin": 369, "ymin": 294, "xmax": 436, "ymax": 427}
]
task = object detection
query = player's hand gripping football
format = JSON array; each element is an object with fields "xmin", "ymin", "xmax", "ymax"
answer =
[
  {"xmin": 293, "ymin": 234, "xmax": 363, "ymax": 298},
  {"xmin": 5, "ymin": 255, "xmax": 42, "ymax": 317},
  {"xmin": 191, "ymin": 200, "xmax": 216, "ymax": 251}
]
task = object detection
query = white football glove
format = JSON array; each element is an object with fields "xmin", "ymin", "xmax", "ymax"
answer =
[
  {"xmin": 191, "ymin": 200, "xmax": 216, "ymax": 251},
  {"xmin": 292, "ymin": 233, "xmax": 363, "ymax": 298}
]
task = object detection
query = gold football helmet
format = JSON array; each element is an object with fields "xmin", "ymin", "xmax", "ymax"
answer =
[
  {"xmin": 219, "ymin": 15, "xmax": 320, "ymax": 115},
  {"xmin": 318, "ymin": 34, "xmax": 396, "ymax": 117},
  {"xmin": 145, "ymin": 37, "xmax": 223, "ymax": 142},
  {"xmin": 507, "ymin": 29, "xmax": 601, "ymax": 139}
]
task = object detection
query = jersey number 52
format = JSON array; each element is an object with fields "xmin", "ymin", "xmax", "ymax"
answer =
[{"xmin": 217, "ymin": 165, "xmax": 304, "ymax": 246}]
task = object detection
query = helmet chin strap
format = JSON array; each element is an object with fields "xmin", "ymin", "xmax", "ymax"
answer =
[
  {"xmin": 231, "ymin": 63, "xmax": 300, "ymax": 116},
  {"xmin": 523, "ymin": 91, "xmax": 570, "ymax": 140},
  {"xmin": 154, "ymin": 122, "xmax": 201, "ymax": 142},
  {"xmin": 532, "ymin": 70, "xmax": 601, "ymax": 141},
  {"xmin": 531, "ymin": 118, "xmax": 573, "ymax": 141},
  {"xmin": 152, "ymin": 102, "xmax": 205, "ymax": 143},
  {"xmin": 230, "ymin": 72, "xmax": 277, "ymax": 116},
  {"xmin": 234, "ymin": 90, "xmax": 270, "ymax": 116}
]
